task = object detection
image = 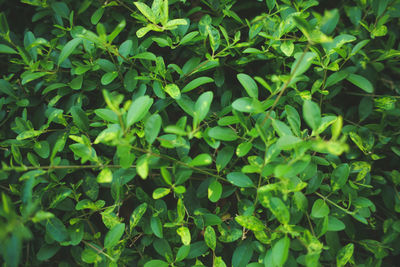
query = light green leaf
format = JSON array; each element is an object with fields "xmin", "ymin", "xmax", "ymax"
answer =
[
  {"xmin": 291, "ymin": 52, "xmax": 316, "ymax": 77},
  {"xmin": 208, "ymin": 180, "xmax": 222, "ymax": 203},
  {"xmin": 182, "ymin": 77, "xmax": 214, "ymax": 93},
  {"xmin": 101, "ymin": 71, "xmax": 118, "ymax": 85},
  {"xmin": 311, "ymin": 199, "xmax": 330, "ymax": 218},
  {"xmin": 346, "ymin": 73, "xmax": 374, "ymax": 93},
  {"xmin": 337, "ymin": 243, "xmax": 354, "ymax": 267},
  {"xmin": 97, "ymin": 168, "xmax": 113, "ymax": 183},
  {"xmin": 0, "ymin": 44, "xmax": 18, "ymax": 54},
  {"xmin": 152, "ymin": 187, "xmax": 171, "ymax": 199},
  {"xmin": 303, "ymin": 100, "xmax": 321, "ymax": 131},
  {"xmin": 134, "ymin": 2, "xmax": 156, "ymax": 23},
  {"xmin": 276, "ymin": 135, "xmax": 302, "ymax": 150},
  {"xmin": 144, "ymin": 260, "xmax": 169, "ymax": 267},
  {"xmin": 235, "ymin": 215, "xmax": 265, "ymax": 231},
  {"xmin": 190, "ymin": 153, "xmax": 212, "ymax": 166},
  {"xmin": 95, "ymin": 109, "xmax": 119, "ymax": 123},
  {"xmin": 194, "ymin": 91, "xmax": 213, "ymax": 126},
  {"xmin": 269, "ymin": 197, "xmax": 290, "ymax": 224},
  {"xmin": 236, "ymin": 142, "xmax": 252, "ymax": 157},
  {"xmin": 272, "ymin": 236, "xmax": 290, "ymax": 267},
  {"xmin": 58, "ymin": 38, "xmax": 82, "ymax": 65},
  {"xmin": 331, "ymin": 163, "xmax": 350, "ymax": 191},
  {"xmin": 227, "ymin": 172, "xmax": 254, "ymax": 188},
  {"xmin": 104, "ymin": 223, "xmax": 125, "ymax": 249},
  {"xmin": 145, "ymin": 114, "xmax": 162, "ymax": 144},
  {"xmin": 204, "ymin": 226, "xmax": 216, "ymax": 250},
  {"xmin": 177, "ymin": 226, "xmax": 191, "ymax": 246},
  {"xmin": 150, "ymin": 216, "xmax": 163, "ymax": 238},
  {"xmin": 126, "ymin": 95, "xmax": 153, "ymax": 128},
  {"xmin": 164, "ymin": 83, "xmax": 181, "ymax": 99},
  {"xmin": 165, "ymin": 19, "xmax": 188, "ymax": 29},
  {"xmin": 208, "ymin": 126, "xmax": 238, "ymax": 141},
  {"xmin": 130, "ymin": 203, "xmax": 148, "ymax": 233},
  {"xmin": 237, "ymin": 73, "xmax": 258, "ymax": 98}
]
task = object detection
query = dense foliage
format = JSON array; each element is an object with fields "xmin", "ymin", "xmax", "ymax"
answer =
[{"xmin": 1, "ymin": 0, "xmax": 400, "ymax": 266}]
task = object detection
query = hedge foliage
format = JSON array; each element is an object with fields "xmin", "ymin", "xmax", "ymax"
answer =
[{"xmin": 1, "ymin": 0, "xmax": 400, "ymax": 266}]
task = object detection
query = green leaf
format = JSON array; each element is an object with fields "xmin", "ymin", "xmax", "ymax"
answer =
[
  {"xmin": 285, "ymin": 105, "xmax": 301, "ymax": 136},
  {"xmin": 232, "ymin": 240, "xmax": 253, "ymax": 267},
  {"xmin": 204, "ymin": 226, "xmax": 216, "ymax": 250},
  {"xmin": 208, "ymin": 126, "xmax": 238, "ymax": 141},
  {"xmin": 235, "ymin": 215, "xmax": 265, "ymax": 231},
  {"xmin": 97, "ymin": 168, "xmax": 113, "ymax": 183},
  {"xmin": 227, "ymin": 172, "xmax": 254, "ymax": 188},
  {"xmin": 237, "ymin": 73, "xmax": 258, "ymax": 98},
  {"xmin": 291, "ymin": 52, "xmax": 316, "ymax": 77},
  {"xmin": 36, "ymin": 244, "xmax": 60, "ymax": 261},
  {"xmin": 272, "ymin": 119, "xmax": 293, "ymax": 137},
  {"xmin": 126, "ymin": 95, "xmax": 153, "ymax": 128},
  {"xmin": 194, "ymin": 91, "xmax": 213, "ymax": 126},
  {"xmin": 182, "ymin": 77, "xmax": 214, "ymax": 93},
  {"xmin": 130, "ymin": 203, "xmax": 147, "ymax": 233},
  {"xmin": 232, "ymin": 97, "xmax": 263, "ymax": 113},
  {"xmin": 133, "ymin": 51, "xmax": 157, "ymax": 61},
  {"xmin": 101, "ymin": 71, "xmax": 118, "ymax": 85},
  {"xmin": 152, "ymin": 187, "xmax": 171, "ymax": 199},
  {"xmin": 144, "ymin": 260, "xmax": 169, "ymax": 267},
  {"xmin": 34, "ymin": 141, "xmax": 50, "ymax": 159},
  {"xmin": 151, "ymin": 216, "xmax": 163, "ymax": 238},
  {"xmin": 70, "ymin": 106, "xmax": 89, "ymax": 132},
  {"xmin": 276, "ymin": 135, "xmax": 302, "ymax": 150},
  {"xmin": 46, "ymin": 217, "xmax": 69, "ymax": 242},
  {"xmin": 176, "ymin": 245, "xmax": 190, "ymax": 262},
  {"xmin": 0, "ymin": 12, "xmax": 9, "ymax": 34},
  {"xmin": 208, "ymin": 180, "xmax": 222, "ymax": 203},
  {"xmin": 21, "ymin": 72, "xmax": 48, "ymax": 85},
  {"xmin": 180, "ymin": 31, "xmax": 199, "ymax": 45},
  {"xmin": 91, "ymin": 7, "xmax": 104, "ymax": 24},
  {"xmin": 272, "ymin": 236, "xmax": 290, "ymax": 267},
  {"xmin": 134, "ymin": 2, "xmax": 156, "ymax": 23},
  {"xmin": 104, "ymin": 223, "xmax": 125, "ymax": 249},
  {"xmin": 336, "ymin": 243, "xmax": 354, "ymax": 267},
  {"xmin": 236, "ymin": 142, "xmax": 252, "ymax": 157},
  {"xmin": 346, "ymin": 73, "xmax": 374, "ymax": 93},
  {"xmin": 216, "ymin": 146, "xmax": 234, "ymax": 172},
  {"xmin": 145, "ymin": 114, "xmax": 162, "ymax": 144},
  {"xmin": 280, "ymin": 41, "xmax": 294, "ymax": 56},
  {"xmin": 327, "ymin": 216, "xmax": 345, "ymax": 231},
  {"xmin": 177, "ymin": 226, "xmax": 191, "ymax": 246},
  {"xmin": 269, "ymin": 197, "xmax": 290, "ymax": 224},
  {"xmin": 311, "ymin": 199, "xmax": 330, "ymax": 218},
  {"xmin": 331, "ymin": 163, "xmax": 350, "ymax": 191},
  {"xmin": 164, "ymin": 83, "xmax": 181, "ymax": 99},
  {"xmin": 190, "ymin": 153, "xmax": 212, "ymax": 166},
  {"xmin": 58, "ymin": 38, "xmax": 82, "ymax": 65},
  {"xmin": 165, "ymin": 19, "xmax": 188, "ymax": 29},
  {"xmin": 303, "ymin": 100, "xmax": 321, "ymax": 131},
  {"xmin": 0, "ymin": 44, "xmax": 18, "ymax": 54},
  {"xmin": 95, "ymin": 109, "xmax": 119, "ymax": 123},
  {"xmin": 215, "ymin": 256, "xmax": 227, "ymax": 267}
]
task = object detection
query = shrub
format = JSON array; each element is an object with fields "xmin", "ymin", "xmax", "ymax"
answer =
[{"xmin": 1, "ymin": 0, "xmax": 400, "ymax": 266}]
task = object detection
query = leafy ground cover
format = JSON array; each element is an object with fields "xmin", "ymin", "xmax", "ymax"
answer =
[{"xmin": 1, "ymin": 0, "xmax": 400, "ymax": 266}]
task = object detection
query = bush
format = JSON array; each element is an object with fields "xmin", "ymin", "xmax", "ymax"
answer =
[{"xmin": 1, "ymin": 0, "xmax": 400, "ymax": 266}]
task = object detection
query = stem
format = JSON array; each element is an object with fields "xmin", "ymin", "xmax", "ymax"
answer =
[
  {"xmin": 259, "ymin": 43, "xmax": 311, "ymax": 128},
  {"xmin": 82, "ymin": 240, "xmax": 116, "ymax": 262}
]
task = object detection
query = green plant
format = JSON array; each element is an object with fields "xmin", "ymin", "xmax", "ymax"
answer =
[{"xmin": 1, "ymin": 0, "xmax": 400, "ymax": 266}]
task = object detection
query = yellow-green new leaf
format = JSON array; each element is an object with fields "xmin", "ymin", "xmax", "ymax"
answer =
[{"xmin": 134, "ymin": 2, "xmax": 156, "ymax": 23}]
